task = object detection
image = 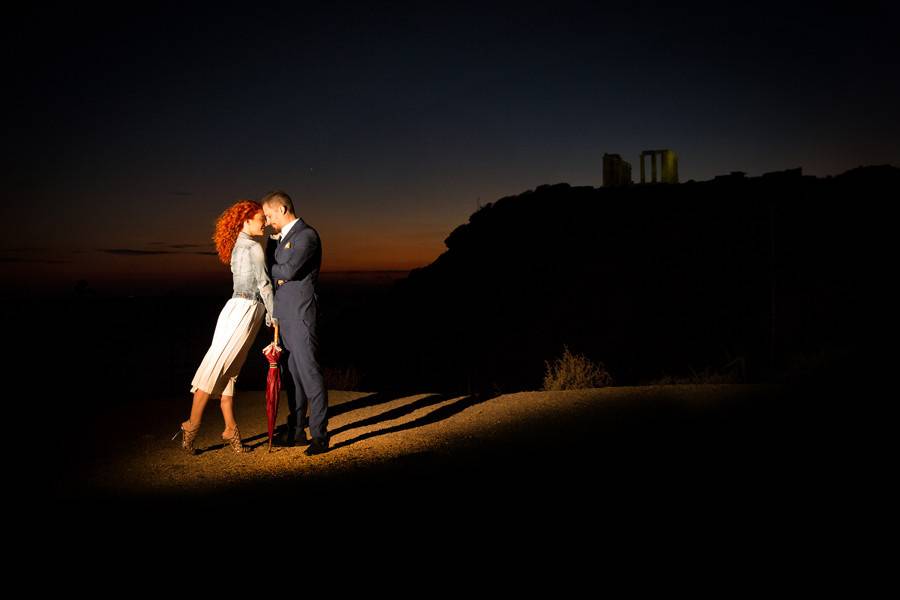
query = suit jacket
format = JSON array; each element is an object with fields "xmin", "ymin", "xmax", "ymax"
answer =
[{"xmin": 268, "ymin": 218, "xmax": 322, "ymax": 325}]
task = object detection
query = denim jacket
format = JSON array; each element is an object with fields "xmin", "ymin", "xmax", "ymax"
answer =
[{"xmin": 231, "ymin": 232, "xmax": 276, "ymax": 325}]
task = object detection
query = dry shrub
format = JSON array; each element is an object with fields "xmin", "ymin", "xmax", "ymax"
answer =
[
  {"xmin": 324, "ymin": 366, "xmax": 361, "ymax": 391},
  {"xmin": 543, "ymin": 346, "xmax": 613, "ymax": 391}
]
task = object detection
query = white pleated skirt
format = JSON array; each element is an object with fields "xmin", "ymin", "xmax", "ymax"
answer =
[{"xmin": 190, "ymin": 297, "xmax": 265, "ymax": 398}]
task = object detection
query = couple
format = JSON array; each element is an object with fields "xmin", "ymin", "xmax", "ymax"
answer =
[{"xmin": 174, "ymin": 190, "xmax": 329, "ymax": 457}]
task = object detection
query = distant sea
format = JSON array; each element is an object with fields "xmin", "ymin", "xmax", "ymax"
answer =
[{"xmin": 15, "ymin": 271, "xmax": 410, "ymax": 407}]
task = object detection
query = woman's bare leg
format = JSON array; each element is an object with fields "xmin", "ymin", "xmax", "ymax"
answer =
[
  {"xmin": 184, "ymin": 388, "xmax": 210, "ymax": 431},
  {"xmin": 220, "ymin": 394, "xmax": 238, "ymax": 437}
]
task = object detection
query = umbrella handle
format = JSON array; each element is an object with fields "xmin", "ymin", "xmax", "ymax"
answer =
[{"xmin": 273, "ymin": 323, "xmax": 279, "ymax": 346}]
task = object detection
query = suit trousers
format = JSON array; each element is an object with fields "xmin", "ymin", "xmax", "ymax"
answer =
[{"xmin": 280, "ymin": 316, "xmax": 328, "ymax": 441}]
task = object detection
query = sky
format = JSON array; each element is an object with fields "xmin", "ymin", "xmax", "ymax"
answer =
[{"xmin": 4, "ymin": 1, "xmax": 899, "ymax": 293}]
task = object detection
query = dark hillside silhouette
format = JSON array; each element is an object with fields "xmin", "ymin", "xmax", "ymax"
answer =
[{"xmin": 326, "ymin": 165, "xmax": 897, "ymax": 393}]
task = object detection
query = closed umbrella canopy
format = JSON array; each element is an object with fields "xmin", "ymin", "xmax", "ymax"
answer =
[{"xmin": 262, "ymin": 324, "xmax": 283, "ymax": 452}]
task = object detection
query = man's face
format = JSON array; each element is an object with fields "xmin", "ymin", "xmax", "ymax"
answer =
[{"xmin": 263, "ymin": 203, "xmax": 285, "ymax": 232}]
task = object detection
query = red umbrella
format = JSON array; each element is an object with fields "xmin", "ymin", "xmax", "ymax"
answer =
[{"xmin": 262, "ymin": 323, "xmax": 283, "ymax": 452}]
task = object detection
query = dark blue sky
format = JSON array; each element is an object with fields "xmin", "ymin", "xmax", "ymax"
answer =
[{"xmin": 5, "ymin": 1, "xmax": 898, "ymax": 290}]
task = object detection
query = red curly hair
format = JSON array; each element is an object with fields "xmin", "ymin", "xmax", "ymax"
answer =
[{"xmin": 213, "ymin": 200, "xmax": 262, "ymax": 265}]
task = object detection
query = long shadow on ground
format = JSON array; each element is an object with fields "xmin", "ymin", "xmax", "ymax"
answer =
[{"xmin": 46, "ymin": 384, "xmax": 844, "ymax": 520}]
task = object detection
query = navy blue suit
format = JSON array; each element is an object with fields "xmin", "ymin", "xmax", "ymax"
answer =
[{"xmin": 269, "ymin": 218, "xmax": 328, "ymax": 442}]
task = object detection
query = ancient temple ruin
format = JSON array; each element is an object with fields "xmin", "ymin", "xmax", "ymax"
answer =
[
  {"xmin": 602, "ymin": 153, "xmax": 633, "ymax": 187},
  {"xmin": 639, "ymin": 149, "xmax": 679, "ymax": 184},
  {"xmin": 603, "ymin": 149, "xmax": 679, "ymax": 186}
]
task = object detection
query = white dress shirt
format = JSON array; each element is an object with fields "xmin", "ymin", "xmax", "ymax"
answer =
[{"xmin": 280, "ymin": 217, "xmax": 299, "ymax": 241}]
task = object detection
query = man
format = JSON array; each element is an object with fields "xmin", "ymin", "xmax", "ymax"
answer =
[{"xmin": 262, "ymin": 190, "xmax": 329, "ymax": 455}]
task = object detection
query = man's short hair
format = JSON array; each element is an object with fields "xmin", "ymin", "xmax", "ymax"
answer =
[{"xmin": 261, "ymin": 190, "xmax": 295, "ymax": 215}]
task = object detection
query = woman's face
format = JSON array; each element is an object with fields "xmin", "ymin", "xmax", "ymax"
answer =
[{"xmin": 245, "ymin": 211, "xmax": 266, "ymax": 236}]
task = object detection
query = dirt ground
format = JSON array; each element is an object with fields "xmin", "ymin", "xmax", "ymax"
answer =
[
  {"xmin": 54, "ymin": 384, "xmax": 803, "ymax": 500},
  {"xmin": 26, "ymin": 380, "xmax": 856, "ymax": 550}
]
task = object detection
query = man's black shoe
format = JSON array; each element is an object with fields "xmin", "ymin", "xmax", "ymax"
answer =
[
  {"xmin": 274, "ymin": 430, "xmax": 309, "ymax": 447},
  {"xmin": 304, "ymin": 438, "xmax": 329, "ymax": 456}
]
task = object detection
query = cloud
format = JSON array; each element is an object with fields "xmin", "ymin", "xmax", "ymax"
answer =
[
  {"xmin": 0, "ymin": 248, "xmax": 71, "ymax": 263},
  {"xmin": 100, "ymin": 249, "xmax": 173, "ymax": 255},
  {"xmin": 148, "ymin": 242, "xmax": 214, "ymax": 249},
  {"xmin": 98, "ymin": 247, "xmax": 218, "ymax": 256},
  {"xmin": 0, "ymin": 257, "xmax": 71, "ymax": 264}
]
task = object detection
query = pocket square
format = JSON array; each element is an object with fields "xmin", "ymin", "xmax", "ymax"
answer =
[{"xmin": 285, "ymin": 241, "xmax": 292, "ymax": 249}]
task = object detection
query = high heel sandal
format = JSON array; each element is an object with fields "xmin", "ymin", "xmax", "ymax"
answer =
[
  {"xmin": 222, "ymin": 426, "xmax": 248, "ymax": 454},
  {"xmin": 172, "ymin": 421, "xmax": 200, "ymax": 455}
]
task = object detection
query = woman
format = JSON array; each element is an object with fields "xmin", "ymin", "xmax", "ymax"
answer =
[{"xmin": 173, "ymin": 200, "xmax": 276, "ymax": 454}]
